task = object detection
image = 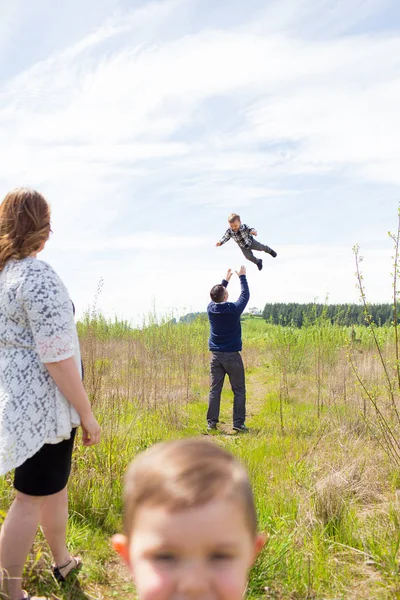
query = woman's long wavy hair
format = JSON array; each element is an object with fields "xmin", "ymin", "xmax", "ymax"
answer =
[{"xmin": 0, "ymin": 188, "xmax": 51, "ymax": 272}]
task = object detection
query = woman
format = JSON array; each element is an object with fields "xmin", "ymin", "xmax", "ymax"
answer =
[{"xmin": 0, "ymin": 188, "xmax": 101, "ymax": 600}]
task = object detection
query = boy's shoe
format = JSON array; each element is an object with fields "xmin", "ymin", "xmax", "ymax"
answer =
[
  {"xmin": 207, "ymin": 421, "xmax": 217, "ymax": 431},
  {"xmin": 257, "ymin": 259, "xmax": 263, "ymax": 271},
  {"xmin": 233, "ymin": 424, "xmax": 249, "ymax": 433},
  {"xmin": 269, "ymin": 249, "xmax": 277, "ymax": 258}
]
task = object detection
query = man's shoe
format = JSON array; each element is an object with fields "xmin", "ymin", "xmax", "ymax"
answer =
[
  {"xmin": 207, "ymin": 421, "xmax": 217, "ymax": 431},
  {"xmin": 257, "ymin": 260, "xmax": 263, "ymax": 271},
  {"xmin": 269, "ymin": 249, "xmax": 277, "ymax": 258},
  {"xmin": 233, "ymin": 424, "xmax": 249, "ymax": 433}
]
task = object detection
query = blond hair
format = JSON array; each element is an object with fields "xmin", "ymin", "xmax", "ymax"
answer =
[
  {"xmin": 0, "ymin": 188, "xmax": 51, "ymax": 271},
  {"xmin": 228, "ymin": 213, "xmax": 241, "ymax": 223},
  {"xmin": 123, "ymin": 438, "xmax": 257, "ymax": 539}
]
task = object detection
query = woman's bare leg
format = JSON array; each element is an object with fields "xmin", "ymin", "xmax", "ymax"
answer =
[
  {"xmin": 0, "ymin": 493, "xmax": 44, "ymax": 600},
  {"xmin": 39, "ymin": 487, "xmax": 70, "ymax": 567}
]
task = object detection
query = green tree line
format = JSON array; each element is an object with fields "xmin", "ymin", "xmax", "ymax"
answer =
[{"xmin": 262, "ymin": 303, "xmax": 399, "ymax": 327}]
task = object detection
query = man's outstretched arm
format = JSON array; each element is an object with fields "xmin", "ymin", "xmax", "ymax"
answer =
[
  {"xmin": 221, "ymin": 268, "xmax": 233, "ymax": 287},
  {"xmin": 233, "ymin": 265, "xmax": 250, "ymax": 314}
]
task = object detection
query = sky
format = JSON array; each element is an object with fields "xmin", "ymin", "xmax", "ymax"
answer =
[{"xmin": 1, "ymin": 0, "xmax": 400, "ymax": 322}]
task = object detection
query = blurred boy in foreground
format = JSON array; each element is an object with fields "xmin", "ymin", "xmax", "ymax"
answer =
[{"xmin": 112, "ymin": 438, "xmax": 265, "ymax": 599}]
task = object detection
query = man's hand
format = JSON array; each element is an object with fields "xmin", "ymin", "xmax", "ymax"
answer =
[
  {"xmin": 216, "ymin": 242, "xmax": 222, "ymax": 247},
  {"xmin": 250, "ymin": 229, "xmax": 257, "ymax": 236},
  {"xmin": 225, "ymin": 268, "xmax": 233, "ymax": 281},
  {"xmin": 236, "ymin": 265, "xmax": 246, "ymax": 276}
]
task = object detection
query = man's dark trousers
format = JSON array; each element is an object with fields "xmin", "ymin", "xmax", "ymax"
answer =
[{"xmin": 207, "ymin": 351, "xmax": 246, "ymax": 427}]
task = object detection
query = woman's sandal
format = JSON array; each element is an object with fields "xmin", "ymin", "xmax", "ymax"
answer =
[{"xmin": 51, "ymin": 556, "xmax": 82, "ymax": 583}]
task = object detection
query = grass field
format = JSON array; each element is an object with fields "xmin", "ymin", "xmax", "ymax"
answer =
[{"xmin": 1, "ymin": 313, "xmax": 400, "ymax": 599}]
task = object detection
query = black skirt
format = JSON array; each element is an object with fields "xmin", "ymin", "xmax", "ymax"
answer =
[{"xmin": 14, "ymin": 428, "xmax": 77, "ymax": 496}]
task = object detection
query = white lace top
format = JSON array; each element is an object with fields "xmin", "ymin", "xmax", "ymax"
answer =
[{"xmin": 0, "ymin": 257, "xmax": 81, "ymax": 475}]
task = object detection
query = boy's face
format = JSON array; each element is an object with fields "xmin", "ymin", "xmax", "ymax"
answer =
[
  {"xmin": 229, "ymin": 219, "xmax": 241, "ymax": 233},
  {"xmin": 113, "ymin": 498, "xmax": 264, "ymax": 600}
]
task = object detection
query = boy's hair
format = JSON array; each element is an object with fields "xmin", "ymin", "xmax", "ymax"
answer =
[
  {"xmin": 210, "ymin": 283, "xmax": 226, "ymax": 303},
  {"xmin": 228, "ymin": 213, "xmax": 241, "ymax": 223},
  {"xmin": 123, "ymin": 438, "xmax": 257, "ymax": 539}
]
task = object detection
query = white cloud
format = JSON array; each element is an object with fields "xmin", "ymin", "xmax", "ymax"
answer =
[
  {"xmin": 50, "ymin": 231, "xmax": 209, "ymax": 251},
  {"xmin": 1, "ymin": 17, "xmax": 400, "ymax": 189},
  {"xmin": 248, "ymin": 0, "xmax": 390, "ymax": 38},
  {"xmin": 1, "ymin": 0, "xmax": 399, "ymax": 319},
  {"xmin": 250, "ymin": 244, "xmax": 394, "ymax": 308},
  {"xmin": 49, "ymin": 242, "xmax": 394, "ymax": 322}
]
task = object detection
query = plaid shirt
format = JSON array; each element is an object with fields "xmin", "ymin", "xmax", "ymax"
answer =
[{"xmin": 219, "ymin": 224, "xmax": 254, "ymax": 249}]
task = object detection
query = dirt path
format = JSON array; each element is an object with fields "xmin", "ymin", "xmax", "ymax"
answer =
[{"xmin": 87, "ymin": 369, "xmax": 268, "ymax": 599}]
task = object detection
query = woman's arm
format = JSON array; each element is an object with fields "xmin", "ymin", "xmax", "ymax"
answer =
[{"xmin": 45, "ymin": 357, "xmax": 101, "ymax": 446}]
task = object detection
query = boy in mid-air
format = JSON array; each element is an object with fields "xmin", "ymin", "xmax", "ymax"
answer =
[
  {"xmin": 216, "ymin": 212, "xmax": 277, "ymax": 271},
  {"xmin": 112, "ymin": 438, "xmax": 264, "ymax": 600}
]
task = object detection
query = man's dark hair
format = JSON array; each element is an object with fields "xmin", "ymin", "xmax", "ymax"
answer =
[{"xmin": 210, "ymin": 284, "xmax": 226, "ymax": 303}]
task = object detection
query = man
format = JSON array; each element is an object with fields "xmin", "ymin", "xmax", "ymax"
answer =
[{"xmin": 207, "ymin": 265, "xmax": 250, "ymax": 432}]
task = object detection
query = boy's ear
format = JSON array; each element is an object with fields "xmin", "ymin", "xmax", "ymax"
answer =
[
  {"xmin": 253, "ymin": 533, "xmax": 267, "ymax": 561},
  {"xmin": 112, "ymin": 533, "xmax": 130, "ymax": 565}
]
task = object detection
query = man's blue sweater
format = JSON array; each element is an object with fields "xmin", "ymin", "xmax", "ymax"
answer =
[{"xmin": 207, "ymin": 275, "xmax": 250, "ymax": 352}]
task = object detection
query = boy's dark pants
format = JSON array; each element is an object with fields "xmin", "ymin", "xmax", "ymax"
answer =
[
  {"xmin": 241, "ymin": 239, "xmax": 273, "ymax": 265},
  {"xmin": 207, "ymin": 351, "xmax": 246, "ymax": 427}
]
